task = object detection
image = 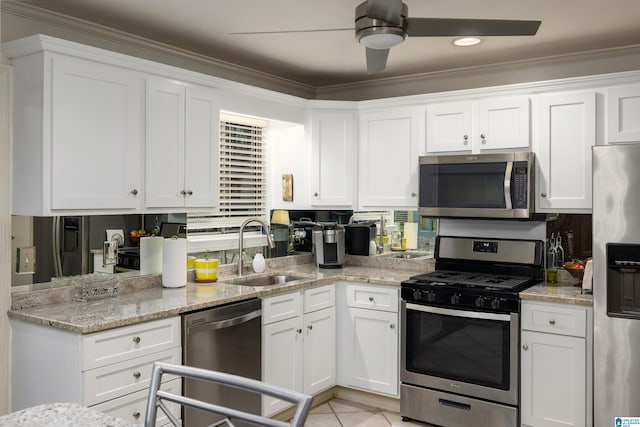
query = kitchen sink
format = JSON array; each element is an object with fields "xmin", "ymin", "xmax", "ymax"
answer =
[{"xmin": 223, "ymin": 274, "xmax": 309, "ymax": 287}]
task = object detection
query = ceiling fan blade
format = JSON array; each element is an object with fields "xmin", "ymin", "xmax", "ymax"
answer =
[
  {"xmin": 406, "ymin": 18, "xmax": 541, "ymax": 37},
  {"xmin": 366, "ymin": 47, "xmax": 390, "ymax": 74},
  {"xmin": 366, "ymin": 0, "xmax": 403, "ymax": 25},
  {"xmin": 230, "ymin": 28, "xmax": 352, "ymax": 35}
]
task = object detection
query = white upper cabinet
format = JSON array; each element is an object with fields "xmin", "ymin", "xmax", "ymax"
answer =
[
  {"xmin": 426, "ymin": 97, "xmax": 530, "ymax": 153},
  {"xmin": 11, "ymin": 53, "xmax": 144, "ymax": 215},
  {"xmin": 145, "ymin": 78, "xmax": 220, "ymax": 209},
  {"xmin": 358, "ymin": 107, "xmax": 422, "ymax": 209},
  {"xmin": 607, "ymin": 85, "xmax": 640, "ymax": 143},
  {"xmin": 308, "ymin": 109, "xmax": 356, "ymax": 207},
  {"xmin": 534, "ymin": 90, "xmax": 596, "ymax": 213}
]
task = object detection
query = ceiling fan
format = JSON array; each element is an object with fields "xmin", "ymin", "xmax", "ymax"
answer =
[{"xmin": 232, "ymin": 0, "xmax": 541, "ymax": 74}]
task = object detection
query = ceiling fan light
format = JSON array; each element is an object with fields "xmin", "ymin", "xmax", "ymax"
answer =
[
  {"xmin": 359, "ymin": 33, "xmax": 405, "ymax": 49},
  {"xmin": 453, "ymin": 37, "xmax": 482, "ymax": 47}
]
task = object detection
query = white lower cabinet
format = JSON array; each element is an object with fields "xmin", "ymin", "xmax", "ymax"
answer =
[
  {"xmin": 520, "ymin": 301, "xmax": 592, "ymax": 427},
  {"xmin": 262, "ymin": 285, "xmax": 336, "ymax": 416},
  {"xmin": 337, "ymin": 282, "xmax": 399, "ymax": 397},
  {"xmin": 11, "ymin": 317, "xmax": 182, "ymax": 425}
]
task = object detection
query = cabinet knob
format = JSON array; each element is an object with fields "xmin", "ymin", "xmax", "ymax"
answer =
[
  {"xmin": 132, "ymin": 411, "xmax": 141, "ymax": 419},
  {"xmin": 411, "ymin": 192, "xmax": 416, "ymax": 197},
  {"xmin": 307, "ymin": 325, "xmax": 313, "ymax": 330},
  {"xmin": 132, "ymin": 336, "xmax": 141, "ymax": 344},
  {"xmin": 368, "ymin": 296, "xmax": 374, "ymax": 302},
  {"xmin": 130, "ymin": 189, "xmax": 138, "ymax": 196},
  {"xmin": 389, "ymin": 323, "xmax": 395, "ymax": 329},
  {"xmin": 180, "ymin": 190, "xmax": 187, "ymax": 196},
  {"xmin": 132, "ymin": 371, "xmax": 141, "ymax": 379},
  {"xmin": 186, "ymin": 190, "xmax": 193, "ymax": 196},
  {"xmin": 549, "ymin": 319, "xmax": 556, "ymax": 325},
  {"xmin": 313, "ymin": 192, "xmax": 319, "ymax": 197},
  {"xmin": 297, "ymin": 328, "xmax": 302, "ymax": 334},
  {"xmin": 541, "ymin": 192, "xmax": 547, "ymax": 198},
  {"xmin": 463, "ymin": 134, "xmax": 469, "ymax": 145},
  {"xmin": 522, "ymin": 344, "xmax": 529, "ymax": 351},
  {"xmin": 481, "ymin": 134, "xmax": 486, "ymax": 143}
]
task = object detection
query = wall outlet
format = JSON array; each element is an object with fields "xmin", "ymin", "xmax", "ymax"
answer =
[
  {"xmin": 103, "ymin": 240, "xmax": 118, "ymax": 266},
  {"xmin": 16, "ymin": 246, "xmax": 36, "ymax": 274}
]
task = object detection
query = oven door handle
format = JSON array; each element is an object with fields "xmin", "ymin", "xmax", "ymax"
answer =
[{"xmin": 405, "ymin": 302, "xmax": 512, "ymax": 322}]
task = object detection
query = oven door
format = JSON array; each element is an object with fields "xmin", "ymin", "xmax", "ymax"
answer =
[{"xmin": 401, "ymin": 301, "xmax": 519, "ymax": 406}]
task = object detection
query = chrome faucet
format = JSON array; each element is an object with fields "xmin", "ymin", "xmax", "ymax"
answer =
[{"xmin": 238, "ymin": 218, "xmax": 275, "ymax": 276}]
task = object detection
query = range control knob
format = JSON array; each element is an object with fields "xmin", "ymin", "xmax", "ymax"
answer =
[
  {"xmin": 491, "ymin": 298, "xmax": 501, "ymax": 310},
  {"xmin": 426, "ymin": 291, "xmax": 436, "ymax": 303},
  {"xmin": 450, "ymin": 294, "xmax": 460, "ymax": 305},
  {"xmin": 412, "ymin": 289, "xmax": 422, "ymax": 300},
  {"xmin": 475, "ymin": 297, "xmax": 485, "ymax": 308}
]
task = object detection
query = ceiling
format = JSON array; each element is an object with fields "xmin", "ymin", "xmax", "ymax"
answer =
[{"xmin": 5, "ymin": 0, "xmax": 640, "ymax": 90}]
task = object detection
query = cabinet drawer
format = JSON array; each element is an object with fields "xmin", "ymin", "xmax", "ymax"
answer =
[
  {"xmin": 521, "ymin": 301, "xmax": 587, "ymax": 337},
  {"xmin": 83, "ymin": 347, "xmax": 181, "ymax": 406},
  {"xmin": 91, "ymin": 378, "xmax": 182, "ymax": 426},
  {"xmin": 262, "ymin": 291, "xmax": 302, "ymax": 325},
  {"xmin": 82, "ymin": 317, "xmax": 181, "ymax": 370},
  {"xmin": 346, "ymin": 284, "xmax": 399, "ymax": 312},
  {"xmin": 303, "ymin": 285, "xmax": 335, "ymax": 313}
]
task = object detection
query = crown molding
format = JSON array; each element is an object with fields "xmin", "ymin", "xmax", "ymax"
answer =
[{"xmin": 1, "ymin": 1, "xmax": 317, "ymax": 99}]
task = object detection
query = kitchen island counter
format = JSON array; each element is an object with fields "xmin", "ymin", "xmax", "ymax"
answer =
[{"xmin": 0, "ymin": 402, "xmax": 138, "ymax": 426}]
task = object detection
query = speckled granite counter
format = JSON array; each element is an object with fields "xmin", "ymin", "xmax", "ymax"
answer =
[
  {"xmin": 0, "ymin": 403, "xmax": 137, "ymax": 426},
  {"xmin": 520, "ymin": 282, "xmax": 593, "ymax": 306},
  {"xmin": 9, "ymin": 256, "xmax": 434, "ymax": 334}
]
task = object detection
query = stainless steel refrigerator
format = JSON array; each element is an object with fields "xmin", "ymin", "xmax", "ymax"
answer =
[{"xmin": 593, "ymin": 144, "xmax": 640, "ymax": 425}]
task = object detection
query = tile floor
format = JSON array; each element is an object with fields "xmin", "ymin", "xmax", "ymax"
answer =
[{"xmin": 303, "ymin": 398, "xmax": 431, "ymax": 427}]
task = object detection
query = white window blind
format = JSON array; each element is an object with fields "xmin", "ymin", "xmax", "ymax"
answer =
[{"xmin": 188, "ymin": 113, "xmax": 268, "ymax": 231}]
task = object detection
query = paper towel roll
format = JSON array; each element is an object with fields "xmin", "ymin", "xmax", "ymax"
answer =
[
  {"xmin": 162, "ymin": 237, "xmax": 187, "ymax": 288},
  {"xmin": 404, "ymin": 222, "xmax": 418, "ymax": 250},
  {"xmin": 140, "ymin": 236, "xmax": 163, "ymax": 275}
]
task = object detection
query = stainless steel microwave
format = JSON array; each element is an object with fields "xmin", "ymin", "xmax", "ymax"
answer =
[{"xmin": 418, "ymin": 152, "xmax": 536, "ymax": 219}]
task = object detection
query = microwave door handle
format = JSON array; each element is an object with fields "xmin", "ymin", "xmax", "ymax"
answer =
[{"xmin": 504, "ymin": 161, "xmax": 513, "ymax": 210}]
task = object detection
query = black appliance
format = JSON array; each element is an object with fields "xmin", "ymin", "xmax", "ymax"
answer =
[
  {"xmin": 269, "ymin": 223, "xmax": 290, "ymax": 258},
  {"xmin": 312, "ymin": 224, "xmax": 345, "ymax": 268},
  {"xmin": 117, "ymin": 248, "xmax": 141, "ymax": 271},
  {"xmin": 291, "ymin": 220, "xmax": 316, "ymax": 252},
  {"xmin": 418, "ymin": 152, "xmax": 536, "ymax": 219},
  {"xmin": 345, "ymin": 223, "xmax": 376, "ymax": 256},
  {"xmin": 400, "ymin": 235, "xmax": 543, "ymax": 427}
]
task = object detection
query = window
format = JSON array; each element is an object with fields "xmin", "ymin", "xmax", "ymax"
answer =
[{"xmin": 188, "ymin": 113, "xmax": 268, "ymax": 236}]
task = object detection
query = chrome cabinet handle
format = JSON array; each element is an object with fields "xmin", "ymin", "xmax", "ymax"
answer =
[
  {"xmin": 549, "ymin": 319, "xmax": 556, "ymax": 325},
  {"xmin": 481, "ymin": 133, "xmax": 486, "ymax": 143},
  {"xmin": 389, "ymin": 323, "xmax": 395, "ymax": 329},
  {"xmin": 411, "ymin": 192, "xmax": 416, "ymax": 197},
  {"xmin": 313, "ymin": 192, "xmax": 318, "ymax": 197},
  {"xmin": 541, "ymin": 192, "xmax": 547, "ymax": 198},
  {"xmin": 132, "ymin": 371, "xmax": 141, "ymax": 379},
  {"xmin": 130, "ymin": 189, "xmax": 138, "ymax": 196},
  {"xmin": 463, "ymin": 134, "xmax": 469, "ymax": 145},
  {"xmin": 297, "ymin": 328, "xmax": 302, "ymax": 334},
  {"xmin": 132, "ymin": 411, "xmax": 140, "ymax": 419},
  {"xmin": 368, "ymin": 296, "xmax": 374, "ymax": 302},
  {"xmin": 522, "ymin": 344, "xmax": 529, "ymax": 351},
  {"xmin": 132, "ymin": 336, "xmax": 141, "ymax": 344},
  {"xmin": 180, "ymin": 190, "xmax": 187, "ymax": 195},
  {"xmin": 186, "ymin": 190, "xmax": 193, "ymax": 196},
  {"xmin": 307, "ymin": 325, "xmax": 313, "ymax": 330}
]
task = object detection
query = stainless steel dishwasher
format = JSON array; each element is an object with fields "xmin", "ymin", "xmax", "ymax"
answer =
[{"xmin": 182, "ymin": 298, "xmax": 262, "ymax": 427}]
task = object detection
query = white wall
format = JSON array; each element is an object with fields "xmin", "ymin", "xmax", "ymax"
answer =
[{"xmin": 1, "ymin": 64, "xmax": 12, "ymax": 414}]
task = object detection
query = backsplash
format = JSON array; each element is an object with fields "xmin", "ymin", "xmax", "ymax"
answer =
[{"xmin": 546, "ymin": 214, "xmax": 592, "ymax": 260}]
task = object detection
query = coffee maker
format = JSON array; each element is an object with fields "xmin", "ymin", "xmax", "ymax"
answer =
[{"xmin": 312, "ymin": 224, "xmax": 345, "ymax": 268}]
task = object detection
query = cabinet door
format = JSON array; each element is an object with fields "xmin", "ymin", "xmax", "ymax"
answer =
[
  {"xmin": 262, "ymin": 316, "xmax": 303, "ymax": 416},
  {"xmin": 344, "ymin": 307, "xmax": 398, "ymax": 396},
  {"xmin": 145, "ymin": 78, "xmax": 186, "ymax": 208},
  {"xmin": 359, "ymin": 108, "xmax": 422, "ymax": 208},
  {"xmin": 607, "ymin": 85, "xmax": 640, "ymax": 143},
  {"xmin": 303, "ymin": 306, "xmax": 336, "ymax": 395},
  {"xmin": 184, "ymin": 85, "xmax": 220, "ymax": 208},
  {"xmin": 477, "ymin": 97, "xmax": 530, "ymax": 150},
  {"xmin": 521, "ymin": 330, "xmax": 586, "ymax": 427},
  {"xmin": 425, "ymin": 102, "xmax": 472, "ymax": 153},
  {"xmin": 535, "ymin": 91, "xmax": 596, "ymax": 212},
  {"xmin": 310, "ymin": 111, "xmax": 356, "ymax": 207},
  {"xmin": 51, "ymin": 56, "xmax": 142, "ymax": 210}
]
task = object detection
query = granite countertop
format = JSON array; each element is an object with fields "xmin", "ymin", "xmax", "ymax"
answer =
[
  {"xmin": 8, "ymin": 254, "xmax": 593, "ymax": 334},
  {"xmin": 0, "ymin": 403, "xmax": 138, "ymax": 426},
  {"xmin": 8, "ymin": 258, "xmax": 424, "ymax": 334}
]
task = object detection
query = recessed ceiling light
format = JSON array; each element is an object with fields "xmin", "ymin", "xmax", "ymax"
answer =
[{"xmin": 453, "ymin": 37, "xmax": 482, "ymax": 47}]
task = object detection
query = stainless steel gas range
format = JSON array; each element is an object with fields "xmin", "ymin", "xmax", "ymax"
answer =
[{"xmin": 400, "ymin": 236, "xmax": 544, "ymax": 427}]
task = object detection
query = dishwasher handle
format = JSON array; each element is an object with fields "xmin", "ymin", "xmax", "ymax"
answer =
[{"xmin": 186, "ymin": 309, "xmax": 262, "ymax": 334}]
